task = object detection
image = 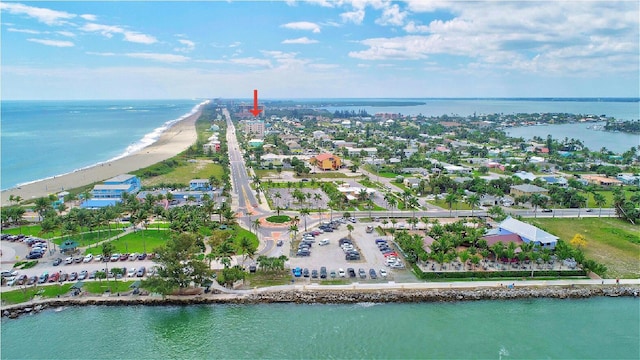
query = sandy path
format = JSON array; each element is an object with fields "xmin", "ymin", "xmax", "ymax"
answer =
[{"xmin": 1, "ymin": 103, "xmax": 205, "ymax": 206}]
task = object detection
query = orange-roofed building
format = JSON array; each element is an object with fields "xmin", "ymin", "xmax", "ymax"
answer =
[{"xmin": 310, "ymin": 153, "xmax": 342, "ymax": 171}]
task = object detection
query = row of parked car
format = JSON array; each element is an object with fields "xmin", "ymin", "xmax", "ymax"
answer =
[
  {"xmin": 339, "ymin": 238, "xmax": 361, "ymax": 261},
  {"xmin": 375, "ymin": 239, "xmax": 405, "ymax": 269},
  {"xmin": 3, "ymin": 266, "xmax": 155, "ymax": 287},
  {"xmin": 292, "ymin": 266, "xmax": 388, "ymax": 279},
  {"xmin": 52, "ymin": 252, "xmax": 155, "ymax": 266}
]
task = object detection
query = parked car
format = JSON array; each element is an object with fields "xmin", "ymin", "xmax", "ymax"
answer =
[
  {"xmin": 330, "ymin": 270, "xmax": 337, "ymax": 278},
  {"xmin": 119, "ymin": 254, "xmax": 129, "ymax": 261},
  {"xmin": 292, "ymin": 267, "xmax": 302, "ymax": 277},
  {"xmin": 48, "ymin": 272, "xmax": 59, "ymax": 283},
  {"xmin": 311, "ymin": 269, "xmax": 318, "ymax": 278},
  {"xmin": 319, "ymin": 239, "xmax": 330, "ymax": 246},
  {"xmin": 26, "ymin": 253, "xmax": 43, "ymax": 259},
  {"xmin": 59, "ymin": 273, "xmax": 69, "ymax": 282},
  {"xmin": 303, "ymin": 268, "xmax": 310, "ymax": 278},
  {"xmin": 27, "ymin": 276, "xmax": 37, "ymax": 285},
  {"xmin": 369, "ymin": 268, "xmax": 377, "ymax": 279},
  {"xmin": 347, "ymin": 268, "xmax": 356, "ymax": 278},
  {"xmin": 127, "ymin": 268, "xmax": 137, "ymax": 277},
  {"xmin": 73, "ymin": 256, "xmax": 83, "ymax": 263},
  {"xmin": 276, "ymin": 240, "xmax": 284, "ymax": 247},
  {"xmin": 338, "ymin": 268, "xmax": 345, "ymax": 278},
  {"xmin": 68, "ymin": 272, "xmax": 78, "ymax": 281},
  {"xmin": 129, "ymin": 253, "xmax": 138, "ymax": 261},
  {"xmin": 15, "ymin": 274, "xmax": 28, "ymax": 285},
  {"xmin": 89, "ymin": 270, "xmax": 97, "ymax": 279},
  {"xmin": 83, "ymin": 254, "xmax": 94, "ymax": 263},
  {"xmin": 52, "ymin": 258, "xmax": 62, "ymax": 266},
  {"xmin": 136, "ymin": 267, "xmax": 146, "ymax": 277},
  {"xmin": 137, "ymin": 253, "xmax": 147, "ymax": 260},
  {"xmin": 366, "ymin": 225, "xmax": 374, "ymax": 233},
  {"xmin": 110, "ymin": 254, "xmax": 120, "ymax": 262},
  {"xmin": 94, "ymin": 255, "xmax": 103, "ymax": 262},
  {"xmin": 358, "ymin": 268, "xmax": 366, "ymax": 279},
  {"xmin": 541, "ymin": 208, "xmax": 553, "ymax": 213},
  {"xmin": 78, "ymin": 270, "xmax": 88, "ymax": 280},
  {"xmin": 380, "ymin": 269, "xmax": 388, "ymax": 278},
  {"xmin": 64, "ymin": 257, "xmax": 74, "ymax": 265}
]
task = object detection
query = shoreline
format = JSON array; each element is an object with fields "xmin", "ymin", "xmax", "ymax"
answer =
[
  {"xmin": 1, "ymin": 101, "xmax": 207, "ymax": 206},
  {"xmin": 2, "ymin": 284, "xmax": 639, "ymax": 319}
]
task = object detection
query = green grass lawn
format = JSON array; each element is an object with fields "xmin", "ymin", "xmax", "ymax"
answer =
[
  {"xmin": 266, "ymin": 215, "xmax": 291, "ymax": 223},
  {"xmin": 83, "ymin": 280, "xmax": 137, "ymax": 294},
  {"xmin": 230, "ymin": 225, "xmax": 259, "ymax": 251},
  {"xmin": 84, "ymin": 229, "xmax": 171, "ymax": 255},
  {"xmin": 0, "ymin": 284, "xmax": 73, "ymax": 305},
  {"xmin": 141, "ymin": 161, "xmax": 224, "ymax": 187},
  {"xmin": 427, "ymin": 199, "xmax": 473, "ymax": 211},
  {"xmin": 528, "ymin": 217, "xmax": 640, "ymax": 279},
  {"xmin": 584, "ymin": 189, "xmax": 638, "ymax": 208}
]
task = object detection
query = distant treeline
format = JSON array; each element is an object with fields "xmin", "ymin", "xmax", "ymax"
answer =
[{"xmin": 604, "ymin": 119, "xmax": 640, "ymax": 134}]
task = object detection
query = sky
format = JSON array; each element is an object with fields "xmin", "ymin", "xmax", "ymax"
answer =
[{"xmin": 1, "ymin": 0, "xmax": 639, "ymax": 100}]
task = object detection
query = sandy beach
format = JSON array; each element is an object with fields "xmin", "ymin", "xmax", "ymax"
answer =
[{"xmin": 1, "ymin": 103, "xmax": 205, "ymax": 206}]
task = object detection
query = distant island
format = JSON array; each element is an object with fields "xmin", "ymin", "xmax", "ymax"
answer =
[
  {"xmin": 604, "ymin": 119, "xmax": 640, "ymax": 134},
  {"xmin": 263, "ymin": 100, "xmax": 427, "ymax": 107}
]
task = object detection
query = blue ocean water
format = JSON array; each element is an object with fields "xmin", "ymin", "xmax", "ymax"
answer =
[
  {"xmin": 1, "ymin": 298, "xmax": 639, "ymax": 359},
  {"xmin": 1, "ymin": 100, "xmax": 203, "ymax": 190}
]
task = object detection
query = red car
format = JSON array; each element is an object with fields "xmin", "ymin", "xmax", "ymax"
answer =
[
  {"xmin": 119, "ymin": 254, "xmax": 129, "ymax": 261},
  {"xmin": 48, "ymin": 272, "xmax": 60, "ymax": 282}
]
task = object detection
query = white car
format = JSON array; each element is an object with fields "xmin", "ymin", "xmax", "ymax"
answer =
[
  {"xmin": 94, "ymin": 255, "xmax": 103, "ymax": 262},
  {"xmin": 64, "ymin": 257, "xmax": 74, "ymax": 265},
  {"xmin": 338, "ymin": 268, "xmax": 346, "ymax": 278},
  {"xmin": 129, "ymin": 253, "xmax": 138, "ymax": 261},
  {"xmin": 127, "ymin": 268, "xmax": 137, "ymax": 277},
  {"xmin": 379, "ymin": 269, "xmax": 388, "ymax": 277},
  {"xmin": 391, "ymin": 261, "xmax": 405, "ymax": 269},
  {"xmin": 319, "ymin": 239, "xmax": 329, "ymax": 246},
  {"xmin": 83, "ymin": 254, "xmax": 94, "ymax": 263}
]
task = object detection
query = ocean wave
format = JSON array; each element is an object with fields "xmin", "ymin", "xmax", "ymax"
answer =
[{"xmin": 11, "ymin": 100, "xmax": 209, "ymax": 190}]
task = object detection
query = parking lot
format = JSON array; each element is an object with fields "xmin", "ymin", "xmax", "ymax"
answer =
[{"xmin": 287, "ymin": 220, "xmax": 416, "ymax": 282}]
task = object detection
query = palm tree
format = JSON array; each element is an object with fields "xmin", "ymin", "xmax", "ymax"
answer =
[
  {"xmin": 491, "ymin": 242, "xmax": 504, "ymax": 265},
  {"xmin": 215, "ymin": 238, "xmax": 235, "ymax": 269},
  {"xmin": 346, "ymin": 224, "xmax": 354, "ymax": 238},
  {"xmin": 299, "ymin": 208, "xmax": 310, "ymax": 232},
  {"xmin": 529, "ymin": 193, "xmax": 546, "ymax": 218},
  {"xmin": 445, "ymin": 192, "xmax": 458, "ymax": 217},
  {"xmin": 288, "ymin": 224, "xmax": 299, "ymax": 240},
  {"xmin": 466, "ymin": 194, "xmax": 480, "ymax": 217},
  {"xmin": 385, "ymin": 195, "xmax": 397, "ymax": 220},
  {"xmin": 593, "ymin": 192, "xmax": 606, "ymax": 217},
  {"xmin": 101, "ymin": 242, "xmax": 115, "ymax": 282},
  {"xmin": 252, "ymin": 218, "xmax": 261, "ymax": 238},
  {"xmin": 313, "ymin": 193, "xmax": 323, "ymax": 220}
]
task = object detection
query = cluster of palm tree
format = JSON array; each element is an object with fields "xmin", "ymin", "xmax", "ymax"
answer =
[{"xmin": 256, "ymin": 255, "xmax": 288, "ymax": 272}]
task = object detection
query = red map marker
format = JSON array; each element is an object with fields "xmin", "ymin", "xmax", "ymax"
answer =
[{"xmin": 250, "ymin": 89, "xmax": 263, "ymax": 117}]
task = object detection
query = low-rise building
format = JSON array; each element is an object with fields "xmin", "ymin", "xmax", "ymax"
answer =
[
  {"xmin": 310, "ymin": 153, "xmax": 342, "ymax": 171},
  {"xmin": 189, "ymin": 179, "xmax": 211, "ymax": 191},
  {"xmin": 582, "ymin": 175, "xmax": 623, "ymax": 186},
  {"xmin": 487, "ymin": 216, "xmax": 558, "ymax": 249},
  {"xmin": 510, "ymin": 184, "xmax": 548, "ymax": 197}
]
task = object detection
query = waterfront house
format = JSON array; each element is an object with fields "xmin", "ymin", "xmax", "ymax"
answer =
[
  {"xmin": 487, "ymin": 216, "xmax": 558, "ymax": 249},
  {"xmin": 91, "ymin": 174, "xmax": 141, "ymax": 199}
]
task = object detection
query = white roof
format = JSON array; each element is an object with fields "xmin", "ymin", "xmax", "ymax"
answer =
[
  {"xmin": 499, "ymin": 216, "xmax": 558, "ymax": 245},
  {"xmin": 93, "ymin": 184, "xmax": 131, "ymax": 191}
]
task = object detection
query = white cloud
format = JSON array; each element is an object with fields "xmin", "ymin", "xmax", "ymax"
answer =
[
  {"xmin": 86, "ymin": 52, "xmax": 116, "ymax": 56},
  {"xmin": 123, "ymin": 32, "xmax": 157, "ymax": 44},
  {"xmin": 282, "ymin": 37, "xmax": 318, "ymax": 44},
  {"xmin": 281, "ymin": 21, "xmax": 321, "ymax": 33},
  {"xmin": 81, "ymin": 23, "xmax": 157, "ymax": 44},
  {"xmin": 0, "ymin": 2, "xmax": 75, "ymax": 25},
  {"xmin": 309, "ymin": 63, "xmax": 340, "ymax": 70},
  {"xmin": 175, "ymin": 39, "xmax": 196, "ymax": 52},
  {"xmin": 340, "ymin": 9, "xmax": 365, "ymax": 24},
  {"xmin": 80, "ymin": 14, "xmax": 97, "ymax": 21},
  {"xmin": 350, "ymin": 1, "xmax": 639, "ymax": 75},
  {"xmin": 375, "ymin": 3, "xmax": 406, "ymax": 26},
  {"xmin": 125, "ymin": 53, "xmax": 189, "ymax": 63},
  {"xmin": 230, "ymin": 57, "xmax": 272, "ymax": 67},
  {"xmin": 57, "ymin": 31, "xmax": 76, "ymax": 37},
  {"xmin": 8, "ymin": 28, "xmax": 41, "ymax": 34},
  {"xmin": 229, "ymin": 41, "xmax": 242, "ymax": 48},
  {"xmin": 27, "ymin": 38, "xmax": 74, "ymax": 47},
  {"xmin": 403, "ymin": 21, "xmax": 429, "ymax": 33}
]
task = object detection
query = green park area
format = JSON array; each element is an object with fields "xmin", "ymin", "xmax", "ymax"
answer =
[
  {"xmin": 84, "ymin": 229, "xmax": 171, "ymax": 255},
  {"xmin": 529, "ymin": 217, "xmax": 640, "ymax": 279},
  {"xmin": 139, "ymin": 161, "xmax": 224, "ymax": 187}
]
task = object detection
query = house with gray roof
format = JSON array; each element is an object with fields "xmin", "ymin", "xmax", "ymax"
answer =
[
  {"xmin": 510, "ymin": 184, "xmax": 548, "ymax": 197},
  {"xmin": 490, "ymin": 216, "xmax": 558, "ymax": 249}
]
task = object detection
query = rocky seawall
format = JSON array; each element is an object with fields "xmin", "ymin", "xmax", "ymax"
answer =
[{"xmin": 2, "ymin": 285, "xmax": 638, "ymax": 319}]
